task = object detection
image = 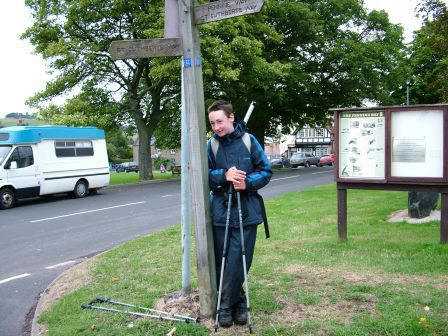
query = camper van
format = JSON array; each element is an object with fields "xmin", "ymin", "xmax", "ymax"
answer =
[{"xmin": 0, "ymin": 126, "xmax": 110, "ymax": 210}]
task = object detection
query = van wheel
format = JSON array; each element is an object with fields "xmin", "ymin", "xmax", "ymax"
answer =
[
  {"xmin": 0, "ymin": 187, "xmax": 16, "ymax": 210},
  {"xmin": 73, "ymin": 180, "xmax": 88, "ymax": 198}
]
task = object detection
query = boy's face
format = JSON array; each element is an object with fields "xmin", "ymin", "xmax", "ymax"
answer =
[{"xmin": 208, "ymin": 109, "xmax": 235, "ymax": 137}]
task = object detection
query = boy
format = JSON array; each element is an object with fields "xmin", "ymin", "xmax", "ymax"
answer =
[{"xmin": 207, "ymin": 100, "xmax": 272, "ymax": 327}]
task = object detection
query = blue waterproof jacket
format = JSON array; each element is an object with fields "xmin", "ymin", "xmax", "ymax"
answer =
[{"xmin": 207, "ymin": 120, "xmax": 272, "ymax": 227}]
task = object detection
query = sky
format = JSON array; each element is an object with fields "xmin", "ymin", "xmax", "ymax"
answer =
[{"xmin": 0, "ymin": 0, "xmax": 441, "ymax": 118}]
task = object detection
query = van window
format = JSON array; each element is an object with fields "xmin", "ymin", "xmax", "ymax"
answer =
[
  {"xmin": 55, "ymin": 140, "xmax": 94, "ymax": 157},
  {"xmin": 6, "ymin": 146, "xmax": 34, "ymax": 168},
  {"xmin": 0, "ymin": 145, "xmax": 12, "ymax": 165}
]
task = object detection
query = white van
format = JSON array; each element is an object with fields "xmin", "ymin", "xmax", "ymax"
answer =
[{"xmin": 0, "ymin": 126, "xmax": 110, "ymax": 209}]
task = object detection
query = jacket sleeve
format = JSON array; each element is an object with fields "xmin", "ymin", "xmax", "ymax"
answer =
[
  {"xmin": 245, "ymin": 134, "xmax": 273, "ymax": 191},
  {"xmin": 207, "ymin": 139, "xmax": 228, "ymax": 191}
]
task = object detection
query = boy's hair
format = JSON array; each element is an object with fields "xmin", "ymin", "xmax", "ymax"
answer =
[{"xmin": 207, "ymin": 100, "xmax": 233, "ymax": 117}]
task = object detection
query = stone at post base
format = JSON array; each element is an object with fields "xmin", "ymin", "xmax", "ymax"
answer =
[{"xmin": 408, "ymin": 191, "xmax": 439, "ymax": 219}]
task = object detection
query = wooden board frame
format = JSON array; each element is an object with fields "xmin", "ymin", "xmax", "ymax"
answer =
[{"xmin": 332, "ymin": 104, "xmax": 448, "ymax": 185}]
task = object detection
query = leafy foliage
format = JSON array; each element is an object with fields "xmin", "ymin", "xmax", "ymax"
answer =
[
  {"xmin": 106, "ymin": 129, "xmax": 133, "ymax": 161},
  {"xmin": 197, "ymin": 0, "xmax": 408, "ymax": 144},
  {"xmin": 153, "ymin": 156, "xmax": 174, "ymax": 169},
  {"xmin": 23, "ymin": 0, "xmax": 409, "ymax": 157},
  {"xmin": 410, "ymin": 0, "xmax": 448, "ymax": 103},
  {"xmin": 22, "ymin": 0, "xmax": 180, "ymax": 180}
]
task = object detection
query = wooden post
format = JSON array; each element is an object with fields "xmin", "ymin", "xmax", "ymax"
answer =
[
  {"xmin": 337, "ymin": 187, "xmax": 347, "ymax": 241},
  {"xmin": 441, "ymin": 193, "xmax": 448, "ymax": 244},
  {"xmin": 178, "ymin": 0, "xmax": 216, "ymax": 317}
]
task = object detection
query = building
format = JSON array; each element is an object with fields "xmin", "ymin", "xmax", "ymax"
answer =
[
  {"xmin": 132, "ymin": 137, "xmax": 181, "ymax": 166},
  {"xmin": 288, "ymin": 125, "xmax": 334, "ymax": 157},
  {"xmin": 264, "ymin": 133, "xmax": 296, "ymax": 159}
]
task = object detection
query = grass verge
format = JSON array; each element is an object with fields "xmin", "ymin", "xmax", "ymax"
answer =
[
  {"xmin": 38, "ymin": 184, "xmax": 448, "ymax": 335},
  {"xmin": 109, "ymin": 171, "xmax": 178, "ymax": 185}
]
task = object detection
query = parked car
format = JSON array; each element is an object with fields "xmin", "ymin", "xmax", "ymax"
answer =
[
  {"xmin": 289, "ymin": 152, "xmax": 320, "ymax": 168},
  {"xmin": 270, "ymin": 157, "xmax": 291, "ymax": 169},
  {"xmin": 318, "ymin": 154, "xmax": 335, "ymax": 167},
  {"xmin": 116, "ymin": 162, "xmax": 139, "ymax": 173},
  {"xmin": 109, "ymin": 162, "xmax": 120, "ymax": 172}
]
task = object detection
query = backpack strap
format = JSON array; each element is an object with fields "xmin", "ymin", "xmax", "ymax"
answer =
[
  {"xmin": 241, "ymin": 133, "xmax": 251, "ymax": 154},
  {"xmin": 210, "ymin": 133, "xmax": 251, "ymax": 159},
  {"xmin": 210, "ymin": 137, "xmax": 219, "ymax": 159}
]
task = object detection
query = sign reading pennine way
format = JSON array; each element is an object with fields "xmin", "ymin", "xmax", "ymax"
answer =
[{"xmin": 195, "ymin": 0, "xmax": 265, "ymax": 24}]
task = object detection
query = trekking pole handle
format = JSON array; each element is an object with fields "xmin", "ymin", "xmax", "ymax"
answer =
[{"xmin": 243, "ymin": 101, "xmax": 256, "ymax": 124}]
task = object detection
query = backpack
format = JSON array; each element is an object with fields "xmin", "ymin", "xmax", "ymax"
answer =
[{"xmin": 210, "ymin": 133, "xmax": 251, "ymax": 159}]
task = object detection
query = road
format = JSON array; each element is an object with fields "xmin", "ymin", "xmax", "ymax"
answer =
[{"xmin": 0, "ymin": 166, "xmax": 334, "ymax": 335}]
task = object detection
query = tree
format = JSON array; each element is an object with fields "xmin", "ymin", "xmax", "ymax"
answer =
[
  {"xmin": 153, "ymin": 0, "xmax": 408, "ymax": 147},
  {"xmin": 106, "ymin": 129, "xmax": 133, "ymax": 162},
  {"xmin": 22, "ymin": 0, "xmax": 180, "ymax": 180},
  {"xmin": 410, "ymin": 0, "xmax": 448, "ymax": 103},
  {"xmin": 405, "ymin": 0, "xmax": 447, "ymax": 219}
]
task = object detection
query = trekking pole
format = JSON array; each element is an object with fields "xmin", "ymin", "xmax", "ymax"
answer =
[
  {"xmin": 243, "ymin": 101, "xmax": 256, "ymax": 124},
  {"xmin": 214, "ymin": 184, "xmax": 234, "ymax": 332},
  {"xmin": 87, "ymin": 298, "xmax": 199, "ymax": 323},
  {"xmin": 81, "ymin": 303, "xmax": 187, "ymax": 323},
  {"xmin": 239, "ymin": 100, "xmax": 256, "ymax": 333},
  {"xmin": 236, "ymin": 191, "xmax": 253, "ymax": 333}
]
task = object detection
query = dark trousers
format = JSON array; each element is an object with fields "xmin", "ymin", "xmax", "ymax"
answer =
[{"xmin": 213, "ymin": 224, "xmax": 258, "ymax": 310}]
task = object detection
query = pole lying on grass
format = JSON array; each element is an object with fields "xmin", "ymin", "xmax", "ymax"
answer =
[{"xmin": 81, "ymin": 298, "xmax": 200, "ymax": 324}]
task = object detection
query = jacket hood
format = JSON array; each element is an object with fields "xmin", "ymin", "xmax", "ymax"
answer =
[{"xmin": 213, "ymin": 118, "xmax": 247, "ymax": 143}]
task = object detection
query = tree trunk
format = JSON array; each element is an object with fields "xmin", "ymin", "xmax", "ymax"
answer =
[
  {"xmin": 129, "ymin": 94, "xmax": 153, "ymax": 180},
  {"xmin": 137, "ymin": 120, "xmax": 153, "ymax": 180}
]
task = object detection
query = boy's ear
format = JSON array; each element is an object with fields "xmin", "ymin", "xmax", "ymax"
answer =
[{"xmin": 229, "ymin": 113, "xmax": 235, "ymax": 122}]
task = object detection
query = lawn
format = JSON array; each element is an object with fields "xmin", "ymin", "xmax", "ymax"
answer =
[
  {"xmin": 38, "ymin": 184, "xmax": 448, "ymax": 335},
  {"xmin": 109, "ymin": 171, "xmax": 179, "ymax": 185}
]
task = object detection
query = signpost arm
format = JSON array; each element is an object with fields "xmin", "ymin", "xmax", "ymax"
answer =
[{"xmin": 178, "ymin": 0, "xmax": 217, "ymax": 316}]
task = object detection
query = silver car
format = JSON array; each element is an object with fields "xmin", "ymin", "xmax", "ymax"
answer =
[{"xmin": 289, "ymin": 152, "xmax": 320, "ymax": 168}]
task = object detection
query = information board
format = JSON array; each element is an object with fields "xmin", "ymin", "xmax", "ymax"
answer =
[
  {"xmin": 391, "ymin": 109, "xmax": 444, "ymax": 178},
  {"xmin": 338, "ymin": 111, "xmax": 386, "ymax": 179}
]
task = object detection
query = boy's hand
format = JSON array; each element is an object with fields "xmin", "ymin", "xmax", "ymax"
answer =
[
  {"xmin": 225, "ymin": 166, "xmax": 246, "ymax": 184},
  {"xmin": 233, "ymin": 180, "xmax": 246, "ymax": 191}
]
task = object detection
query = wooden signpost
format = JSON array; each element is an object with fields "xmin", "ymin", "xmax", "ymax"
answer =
[{"xmin": 108, "ymin": 0, "xmax": 266, "ymax": 317}]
